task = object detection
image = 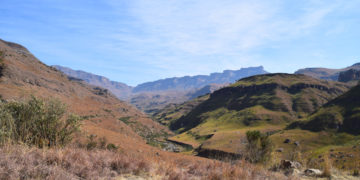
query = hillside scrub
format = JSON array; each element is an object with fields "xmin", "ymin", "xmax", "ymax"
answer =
[
  {"xmin": 245, "ymin": 130, "xmax": 273, "ymax": 164},
  {"xmin": 0, "ymin": 96, "xmax": 81, "ymax": 147}
]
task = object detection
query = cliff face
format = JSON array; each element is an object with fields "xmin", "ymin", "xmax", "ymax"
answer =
[
  {"xmin": 133, "ymin": 66, "xmax": 268, "ymax": 93},
  {"xmin": 338, "ymin": 69, "xmax": 360, "ymax": 82},
  {"xmin": 295, "ymin": 63, "xmax": 360, "ymax": 81}
]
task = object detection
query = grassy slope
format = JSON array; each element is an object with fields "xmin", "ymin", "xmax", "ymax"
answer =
[
  {"xmin": 168, "ymin": 74, "xmax": 350, "ymax": 155},
  {"xmin": 0, "ymin": 39, "xmax": 171, "ymax": 152},
  {"xmin": 293, "ymin": 83, "xmax": 360, "ymax": 134}
]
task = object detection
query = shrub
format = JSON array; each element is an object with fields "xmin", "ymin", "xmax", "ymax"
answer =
[
  {"xmin": 86, "ymin": 134, "xmax": 97, "ymax": 150},
  {"xmin": 353, "ymin": 169, "xmax": 359, "ymax": 176},
  {"xmin": 0, "ymin": 96, "xmax": 82, "ymax": 147},
  {"xmin": 245, "ymin": 130, "xmax": 273, "ymax": 163},
  {"xmin": 106, "ymin": 143, "xmax": 118, "ymax": 151},
  {"xmin": 99, "ymin": 137, "xmax": 107, "ymax": 149}
]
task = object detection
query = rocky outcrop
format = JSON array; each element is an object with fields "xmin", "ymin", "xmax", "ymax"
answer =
[
  {"xmin": 295, "ymin": 62, "xmax": 360, "ymax": 81},
  {"xmin": 338, "ymin": 69, "xmax": 360, "ymax": 82},
  {"xmin": 304, "ymin": 169, "xmax": 323, "ymax": 177}
]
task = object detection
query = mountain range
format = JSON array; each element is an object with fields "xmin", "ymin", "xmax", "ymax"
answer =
[
  {"xmin": 53, "ymin": 65, "xmax": 268, "ymax": 114},
  {"xmin": 295, "ymin": 63, "xmax": 360, "ymax": 81},
  {"xmin": 53, "ymin": 65, "xmax": 133, "ymax": 100},
  {"xmin": 132, "ymin": 67, "xmax": 268, "ymax": 92}
]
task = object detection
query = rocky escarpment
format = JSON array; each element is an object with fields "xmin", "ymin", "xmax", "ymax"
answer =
[
  {"xmin": 338, "ymin": 69, "xmax": 360, "ymax": 82},
  {"xmin": 133, "ymin": 66, "xmax": 268, "ymax": 93},
  {"xmin": 295, "ymin": 63, "xmax": 360, "ymax": 81}
]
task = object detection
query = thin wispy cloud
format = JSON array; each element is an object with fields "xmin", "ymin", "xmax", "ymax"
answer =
[{"xmin": 1, "ymin": 0, "xmax": 360, "ymax": 85}]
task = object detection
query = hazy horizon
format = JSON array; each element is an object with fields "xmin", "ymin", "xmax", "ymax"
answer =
[{"xmin": 1, "ymin": 0, "xmax": 360, "ymax": 86}]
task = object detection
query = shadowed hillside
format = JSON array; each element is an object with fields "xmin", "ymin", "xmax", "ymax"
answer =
[{"xmin": 290, "ymin": 83, "xmax": 360, "ymax": 134}]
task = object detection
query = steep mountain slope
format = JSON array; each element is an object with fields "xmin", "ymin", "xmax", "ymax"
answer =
[
  {"xmin": 0, "ymin": 39, "xmax": 170, "ymax": 149},
  {"xmin": 53, "ymin": 65, "xmax": 133, "ymax": 100},
  {"xmin": 291, "ymin": 84, "xmax": 360, "ymax": 134},
  {"xmin": 152, "ymin": 94, "xmax": 210, "ymax": 126},
  {"xmin": 295, "ymin": 63, "xmax": 360, "ymax": 81},
  {"xmin": 133, "ymin": 66, "xmax": 268, "ymax": 92},
  {"xmin": 167, "ymin": 74, "xmax": 350, "ymax": 155}
]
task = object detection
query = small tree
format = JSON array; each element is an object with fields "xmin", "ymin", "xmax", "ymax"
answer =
[{"xmin": 245, "ymin": 130, "xmax": 273, "ymax": 163}]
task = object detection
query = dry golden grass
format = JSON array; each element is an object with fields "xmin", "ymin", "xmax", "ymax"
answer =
[
  {"xmin": 0, "ymin": 144, "xmax": 291, "ymax": 180},
  {"xmin": 0, "ymin": 39, "xmax": 172, "ymax": 152}
]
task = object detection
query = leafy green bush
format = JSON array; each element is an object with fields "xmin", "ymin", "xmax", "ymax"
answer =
[
  {"xmin": 245, "ymin": 130, "xmax": 273, "ymax": 163},
  {"xmin": 0, "ymin": 96, "xmax": 81, "ymax": 147}
]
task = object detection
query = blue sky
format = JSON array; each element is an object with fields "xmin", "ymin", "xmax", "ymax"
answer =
[{"xmin": 1, "ymin": 0, "xmax": 360, "ymax": 86}]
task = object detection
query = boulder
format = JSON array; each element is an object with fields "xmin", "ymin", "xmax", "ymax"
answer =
[
  {"xmin": 283, "ymin": 139, "xmax": 291, "ymax": 143},
  {"xmin": 276, "ymin": 148, "xmax": 284, "ymax": 152},
  {"xmin": 280, "ymin": 160, "xmax": 302, "ymax": 170},
  {"xmin": 304, "ymin": 169, "xmax": 322, "ymax": 177},
  {"xmin": 294, "ymin": 141, "xmax": 300, "ymax": 146}
]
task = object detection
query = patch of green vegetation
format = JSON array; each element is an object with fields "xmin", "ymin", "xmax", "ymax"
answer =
[
  {"xmin": 81, "ymin": 114, "xmax": 97, "ymax": 120},
  {"xmin": 118, "ymin": 116, "xmax": 133, "ymax": 124},
  {"xmin": 103, "ymin": 108, "xmax": 112, "ymax": 113},
  {"xmin": 84, "ymin": 135, "xmax": 119, "ymax": 151},
  {"xmin": 142, "ymin": 129, "xmax": 170, "ymax": 148}
]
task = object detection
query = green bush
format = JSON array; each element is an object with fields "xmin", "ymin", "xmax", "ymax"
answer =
[
  {"xmin": 106, "ymin": 143, "xmax": 118, "ymax": 151},
  {"xmin": 245, "ymin": 130, "xmax": 273, "ymax": 163},
  {"xmin": 0, "ymin": 96, "xmax": 82, "ymax": 147}
]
